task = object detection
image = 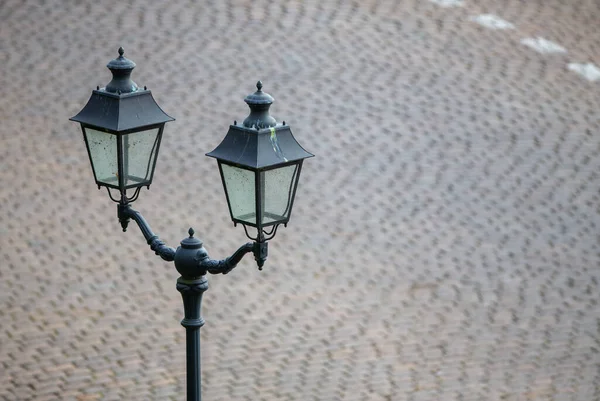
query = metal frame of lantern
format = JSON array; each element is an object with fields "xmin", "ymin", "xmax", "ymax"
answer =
[
  {"xmin": 70, "ymin": 47, "xmax": 174, "ymax": 204},
  {"xmin": 217, "ymin": 157, "xmax": 303, "ymax": 241},
  {"xmin": 70, "ymin": 49, "xmax": 313, "ymax": 401},
  {"xmin": 214, "ymin": 141, "xmax": 304, "ymax": 241},
  {"xmin": 207, "ymin": 81, "xmax": 313, "ymax": 246},
  {"xmin": 79, "ymin": 120, "xmax": 168, "ymax": 203}
]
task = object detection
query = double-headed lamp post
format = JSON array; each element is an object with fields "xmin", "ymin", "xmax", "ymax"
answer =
[{"xmin": 70, "ymin": 48, "xmax": 313, "ymax": 401}]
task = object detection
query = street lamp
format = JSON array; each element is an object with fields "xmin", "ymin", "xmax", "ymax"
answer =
[
  {"xmin": 207, "ymin": 80, "xmax": 313, "ymax": 267},
  {"xmin": 70, "ymin": 48, "xmax": 313, "ymax": 401}
]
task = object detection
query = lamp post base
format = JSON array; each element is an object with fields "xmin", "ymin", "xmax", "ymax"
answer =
[{"xmin": 176, "ymin": 276, "xmax": 208, "ymax": 401}]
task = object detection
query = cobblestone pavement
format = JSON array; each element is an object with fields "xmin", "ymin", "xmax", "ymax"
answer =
[{"xmin": 1, "ymin": 0, "xmax": 600, "ymax": 400}]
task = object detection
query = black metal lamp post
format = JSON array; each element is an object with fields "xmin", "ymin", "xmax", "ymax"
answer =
[{"xmin": 70, "ymin": 48, "xmax": 313, "ymax": 401}]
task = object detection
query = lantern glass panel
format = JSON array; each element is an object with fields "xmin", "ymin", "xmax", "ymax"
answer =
[
  {"xmin": 84, "ymin": 128, "xmax": 119, "ymax": 185},
  {"xmin": 221, "ymin": 163, "xmax": 257, "ymax": 224},
  {"xmin": 122, "ymin": 128, "xmax": 160, "ymax": 187},
  {"xmin": 261, "ymin": 163, "xmax": 299, "ymax": 224}
]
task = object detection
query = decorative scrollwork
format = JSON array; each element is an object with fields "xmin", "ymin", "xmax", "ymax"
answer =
[
  {"xmin": 149, "ymin": 236, "xmax": 176, "ymax": 261},
  {"xmin": 198, "ymin": 242, "xmax": 255, "ymax": 275}
]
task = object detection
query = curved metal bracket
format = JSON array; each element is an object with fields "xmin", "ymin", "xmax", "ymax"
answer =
[
  {"xmin": 195, "ymin": 241, "xmax": 268, "ymax": 275},
  {"xmin": 198, "ymin": 243, "xmax": 254, "ymax": 275},
  {"xmin": 116, "ymin": 204, "xmax": 268, "ymax": 269},
  {"xmin": 118, "ymin": 203, "xmax": 176, "ymax": 261}
]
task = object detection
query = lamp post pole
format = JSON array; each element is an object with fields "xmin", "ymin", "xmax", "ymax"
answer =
[
  {"xmin": 177, "ymin": 275, "xmax": 207, "ymax": 401},
  {"xmin": 119, "ymin": 204, "xmax": 259, "ymax": 401},
  {"xmin": 72, "ymin": 48, "xmax": 313, "ymax": 401}
]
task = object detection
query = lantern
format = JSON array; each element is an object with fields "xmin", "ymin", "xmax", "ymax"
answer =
[
  {"xmin": 207, "ymin": 81, "xmax": 313, "ymax": 241},
  {"xmin": 70, "ymin": 47, "xmax": 174, "ymax": 203}
]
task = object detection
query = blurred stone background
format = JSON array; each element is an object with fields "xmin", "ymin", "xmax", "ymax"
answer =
[{"xmin": 1, "ymin": 0, "xmax": 599, "ymax": 400}]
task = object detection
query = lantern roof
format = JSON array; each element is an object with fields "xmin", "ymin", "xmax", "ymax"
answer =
[
  {"xmin": 207, "ymin": 124, "xmax": 313, "ymax": 169},
  {"xmin": 207, "ymin": 81, "xmax": 313, "ymax": 169},
  {"xmin": 70, "ymin": 47, "xmax": 174, "ymax": 133}
]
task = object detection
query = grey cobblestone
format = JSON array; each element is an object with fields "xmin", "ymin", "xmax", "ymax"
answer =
[{"xmin": 1, "ymin": 0, "xmax": 600, "ymax": 400}]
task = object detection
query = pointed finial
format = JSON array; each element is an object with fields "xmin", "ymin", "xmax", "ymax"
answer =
[
  {"xmin": 256, "ymin": 80, "xmax": 263, "ymax": 91},
  {"xmin": 118, "ymin": 47, "xmax": 125, "ymax": 57},
  {"xmin": 188, "ymin": 227, "xmax": 195, "ymax": 237}
]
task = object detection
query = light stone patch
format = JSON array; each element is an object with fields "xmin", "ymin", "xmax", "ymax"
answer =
[
  {"xmin": 567, "ymin": 63, "xmax": 600, "ymax": 82},
  {"xmin": 521, "ymin": 37, "xmax": 567, "ymax": 54},
  {"xmin": 470, "ymin": 14, "xmax": 515, "ymax": 30},
  {"xmin": 429, "ymin": 0, "xmax": 464, "ymax": 7}
]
